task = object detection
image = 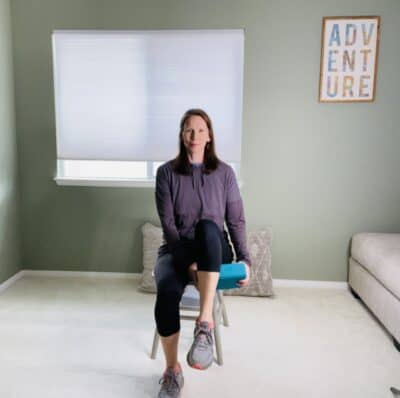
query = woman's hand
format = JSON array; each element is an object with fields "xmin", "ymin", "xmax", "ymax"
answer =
[{"xmin": 236, "ymin": 262, "xmax": 250, "ymax": 287}]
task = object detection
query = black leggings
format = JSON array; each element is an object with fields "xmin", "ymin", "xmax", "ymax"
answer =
[{"xmin": 154, "ymin": 219, "xmax": 234, "ymax": 337}]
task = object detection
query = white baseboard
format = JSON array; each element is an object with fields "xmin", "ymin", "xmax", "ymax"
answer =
[
  {"xmin": 21, "ymin": 269, "xmax": 142, "ymax": 280},
  {"xmin": 1, "ymin": 269, "xmax": 348, "ymax": 294},
  {"xmin": 0, "ymin": 270, "xmax": 25, "ymax": 294},
  {"xmin": 273, "ymin": 278, "xmax": 348, "ymax": 289}
]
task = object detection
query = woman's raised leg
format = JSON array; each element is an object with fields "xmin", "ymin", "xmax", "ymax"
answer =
[
  {"xmin": 195, "ymin": 219, "xmax": 232, "ymax": 323},
  {"xmin": 186, "ymin": 219, "xmax": 233, "ymax": 370}
]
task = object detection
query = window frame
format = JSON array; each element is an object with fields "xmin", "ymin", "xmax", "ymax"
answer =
[{"xmin": 54, "ymin": 160, "xmax": 243, "ymax": 188}]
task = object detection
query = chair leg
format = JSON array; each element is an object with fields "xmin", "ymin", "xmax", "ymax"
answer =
[
  {"xmin": 394, "ymin": 336, "xmax": 400, "ymax": 352},
  {"xmin": 151, "ymin": 328, "xmax": 159, "ymax": 359},
  {"xmin": 217, "ymin": 290, "xmax": 230, "ymax": 327},
  {"xmin": 212, "ymin": 299, "xmax": 223, "ymax": 365},
  {"xmin": 390, "ymin": 386, "xmax": 400, "ymax": 396}
]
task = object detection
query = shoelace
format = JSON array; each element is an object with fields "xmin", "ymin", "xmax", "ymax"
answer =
[
  {"xmin": 194, "ymin": 326, "xmax": 213, "ymax": 350},
  {"xmin": 158, "ymin": 372, "xmax": 180, "ymax": 394}
]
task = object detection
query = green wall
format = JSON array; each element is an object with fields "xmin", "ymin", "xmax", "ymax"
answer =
[
  {"xmin": 10, "ymin": 0, "xmax": 400, "ymax": 280},
  {"xmin": 0, "ymin": 0, "xmax": 21, "ymax": 284}
]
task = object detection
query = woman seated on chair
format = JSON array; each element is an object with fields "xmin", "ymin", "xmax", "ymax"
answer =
[{"xmin": 154, "ymin": 108, "xmax": 251, "ymax": 398}]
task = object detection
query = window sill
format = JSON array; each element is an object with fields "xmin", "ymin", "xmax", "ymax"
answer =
[
  {"xmin": 54, "ymin": 177, "xmax": 244, "ymax": 189},
  {"xmin": 54, "ymin": 176, "xmax": 155, "ymax": 188}
]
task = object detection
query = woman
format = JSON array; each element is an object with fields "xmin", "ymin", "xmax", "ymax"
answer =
[{"xmin": 154, "ymin": 108, "xmax": 251, "ymax": 398}]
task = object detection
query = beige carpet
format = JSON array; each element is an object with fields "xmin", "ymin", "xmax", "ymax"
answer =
[{"xmin": 0, "ymin": 275, "xmax": 399, "ymax": 398}]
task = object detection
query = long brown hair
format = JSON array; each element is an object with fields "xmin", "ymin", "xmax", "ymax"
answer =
[{"xmin": 171, "ymin": 108, "xmax": 220, "ymax": 175}]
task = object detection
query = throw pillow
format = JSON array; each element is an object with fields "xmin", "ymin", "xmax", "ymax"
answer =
[
  {"xmin": 223, "ymin": 228, "xmax": 274, "ymax": 297},
  {"xmin": 137, "ymin": 222, "xmax": 161, "ymax": 293}
]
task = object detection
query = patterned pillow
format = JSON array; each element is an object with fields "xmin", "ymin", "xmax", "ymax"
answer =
[
  {"xmin": 223, "ymin": 228, "xmax": 273, "ymax": 297},
  {"xmin": 137, "ymin": 222, "xmax": 161, "ymax": 293}
]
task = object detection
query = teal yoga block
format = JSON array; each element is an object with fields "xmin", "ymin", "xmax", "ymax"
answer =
[{"xmin": 217, "ymin": 263, "xmax": 247, "ymax": 290}]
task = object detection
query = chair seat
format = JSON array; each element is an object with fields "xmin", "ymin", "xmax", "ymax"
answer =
[{"xmin": 180, "ymin": 284, "xmax": 201, "ymax": 308}]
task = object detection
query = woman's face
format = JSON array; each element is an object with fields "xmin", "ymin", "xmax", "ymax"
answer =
[{"xmin": 181, "ymin": 115, "xmax": 211, "ymax": 159}]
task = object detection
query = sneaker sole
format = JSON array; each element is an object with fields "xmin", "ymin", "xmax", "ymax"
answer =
[{"xmin": 186, "ymin": 351, "xmax": 213, "ymax": 370}]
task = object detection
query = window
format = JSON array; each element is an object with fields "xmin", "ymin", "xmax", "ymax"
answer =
[{"xmin": 52, "ymin": 29, "xmax": 244, "ymax": 187}]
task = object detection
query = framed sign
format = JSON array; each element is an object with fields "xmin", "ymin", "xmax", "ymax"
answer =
[{"xmin": 319, "ymin": 16, "xmax": 380, "ymax": 103}]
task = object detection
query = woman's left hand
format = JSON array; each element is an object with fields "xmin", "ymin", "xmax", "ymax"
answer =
[{"xmin": 236, "ymin": 262, "xmax": 250, "ymax": 287}]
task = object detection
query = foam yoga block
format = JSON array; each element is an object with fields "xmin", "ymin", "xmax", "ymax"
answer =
[{"xmin": 217, "ymin": 263, "xmax": 247, "ymax": 290}]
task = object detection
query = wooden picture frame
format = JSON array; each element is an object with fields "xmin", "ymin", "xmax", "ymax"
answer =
[{"xmin": 319, "ymin": 16, "xmax": 381, "ymax": 103}]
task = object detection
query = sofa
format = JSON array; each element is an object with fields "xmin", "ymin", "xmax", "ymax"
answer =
[{"xmin": 348, "ymin": 233, "xmax": 400, "ymax": 351}]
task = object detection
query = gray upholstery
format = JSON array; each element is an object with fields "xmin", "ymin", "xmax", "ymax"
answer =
[
  {"xmin": 351, "ymin": 233, "xmax": 400, "ymax": 300},
  {"xmin": 349, "ymin": 233, "xmax": 400, "ymax": 345}
]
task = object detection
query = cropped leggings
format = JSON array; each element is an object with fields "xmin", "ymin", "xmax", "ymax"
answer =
[{"xmin": 154, "ymin": 219, "xmax": 234, "ymax": 337}]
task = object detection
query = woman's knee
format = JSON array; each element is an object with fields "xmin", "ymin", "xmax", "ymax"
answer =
[
  {"xmin": 194, "ymin": 220, "xmax": 223, "ymax": 272},
  {"xmin": 154, "ymin": 295, "xmax": 181, "ymax": 337},
  {"xmin": 156, "ymin": 278, "xmax": 184, "ymax": 301},
  {"xmin": 195, "ymin": 219, "xmax": 220, "ymax": 240}
]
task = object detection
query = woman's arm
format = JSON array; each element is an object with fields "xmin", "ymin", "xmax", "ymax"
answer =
[
  {"xmin": 155, "ymin": 165, "xmax": 180, "ymax": 252},
  {"xmin": 224, "ymin": 166, "xmax": 252, "ymax": 267}
]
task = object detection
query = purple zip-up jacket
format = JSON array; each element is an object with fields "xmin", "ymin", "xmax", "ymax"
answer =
[{"xmin": 155, "ymin": 159, "xmax": 251, "ymax": 267}]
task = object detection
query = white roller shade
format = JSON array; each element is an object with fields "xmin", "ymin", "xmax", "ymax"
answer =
[{"xmin": 52, "ymin": 29, "xmax": 244, "ymax": 162}]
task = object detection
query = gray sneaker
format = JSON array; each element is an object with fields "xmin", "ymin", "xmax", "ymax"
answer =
[
  {"xmin": 158, "ymin": 367, "xmax": 184, "ymax": 398},
  {"xmin": 186, "ymin": 321, "xmax": 214, "ymax": 370}
]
